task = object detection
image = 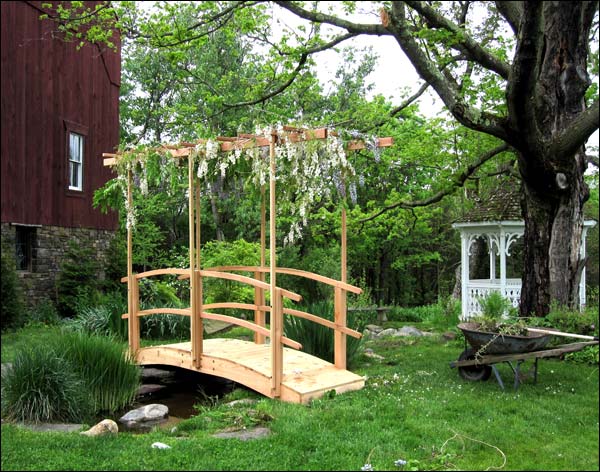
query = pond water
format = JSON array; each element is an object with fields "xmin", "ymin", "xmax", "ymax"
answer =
[{"xmin": 113, "ymin": 367, "xmax": 237, "ymax": 433}]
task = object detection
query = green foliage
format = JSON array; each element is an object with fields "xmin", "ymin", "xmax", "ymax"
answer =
[
  {"xmin": 0, "ymin": 245, "xmax": 25, "ymax": 331},
  {"xmin": 545, "ymin": 303, "xmax": 599, "ymax": 338},
  {"xmin": 55, "ymin": 241, "xmax": 101, "ymax": 318},
  {"xmin": 47, "ymin": 331, "xmax": 140, "ymax": 414},
  {"xmin": 283, "ymin": 300, "xmax": 364, "ymax": 368},
  {"xmin": 65, "ymin": 290, "xmax": 128, "ymax": 341},
  {"xmin": 141, "ymin": 313, "xmax": 190, "ymax": 341},
  {"xmin": 28, "ymin": 299, "xmax": 60, "ymax": 326},
  {"xmin": 1, "ymin": 345, "xmax": 89, "ymax": 423},
  {"xmin": 202, "ymin": 240, "xmax": 262, "ymax": 309},
  {"xmin": 477, "ymin": 291, "xmax": 516, "ymax": 321},
  {"xmin": 387, "ymin": 297, "xmax": 461, "ymax": 331},
  {"xmin": 1, "ymin": 329, "xmax": 139, "ymax": 422}
]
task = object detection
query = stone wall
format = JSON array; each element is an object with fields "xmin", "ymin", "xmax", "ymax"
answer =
[{"xmin": 1, "ymin": 223, "xmax": 116, "ymax": 307}]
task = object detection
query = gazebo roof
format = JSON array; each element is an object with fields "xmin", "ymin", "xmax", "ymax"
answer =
[{"xmin": 458, "ymin": 177, "xmax": 521, "ymax": 223}]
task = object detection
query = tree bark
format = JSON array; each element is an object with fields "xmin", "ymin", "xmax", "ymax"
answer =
[{"xmin": 516, "ymin": 2, "xmax": 593, "ymax": 316}]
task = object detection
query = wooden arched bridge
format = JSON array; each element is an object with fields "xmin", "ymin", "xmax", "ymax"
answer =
[
  {"xmin": 105, "ymin": 126, "xmax": 392, "ymax": 404},
  {"xmin": 122, "ymin": 266, "xmax": 365, "ymax": 404}
]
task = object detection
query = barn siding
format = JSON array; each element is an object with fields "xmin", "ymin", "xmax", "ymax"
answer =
[{"xmin": 1, "ymin": 1, "xmax": 119, "ymax": 230}]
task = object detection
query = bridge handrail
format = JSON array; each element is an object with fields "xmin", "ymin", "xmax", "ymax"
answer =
[
  {"xmin": 207, "ymin": 265, "xmax": 362, "ymax": 294},
  {"xmin": 283, "ymin": 307, "xmax": 362, "ymax": 339},
  {"xmin": 120, "ymin": 306, "xmax": 301, "ymax": 350},
  {"xmin": 201, "ymin": 302, "xmax": 361, "ymax": 339},
  {"xmin": 120, "ymin": 268, "xmax": 189, "ymax": 282}
]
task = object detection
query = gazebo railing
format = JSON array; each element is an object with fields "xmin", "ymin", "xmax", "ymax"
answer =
[{"xmin": 465, "ymin": 278, "xmax": 522, "ymax": 319}]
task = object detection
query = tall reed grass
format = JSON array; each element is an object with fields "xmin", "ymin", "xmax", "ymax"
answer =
[
  {"xmin": 1, "ymin": 330, "xmax": 140, "ymax": 423},
  {"xmin": 47, "ymin": 332, "xmax": 140, "ymax": 414},
  {"xmin": 1, "ymin": 345, "xmax": 88, "ymax": 423},
  {"xmin": 284, "ymin": 300, "xmax": 364, "ymax": 368}
]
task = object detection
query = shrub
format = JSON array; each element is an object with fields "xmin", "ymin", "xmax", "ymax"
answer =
[
  {"xmin": 546, "ymin": 303, "xmax": 598, "ymax": 337},
  {"xmin": 141, "ymin": 311, "xmax": 190, "ymax": 340},
  {"xmin": 284, "ymin": 300, "xmax": 364, "ymax": 368},
  {"xmin": 1, "ymin": 245, "xmax": 25, "ymax": 331},
  {"xmin": 387, "ymin": 297, "xmax": 461, "ymax": 331},
  {"xmin": 28, "ymin": 299, "xmax": 60, "ymax": 326},
  {"xmin": 65, "ymin": 290, "xmax": 128, "ymax": 340},
  {"xmin": 55, "ymin": 241, "xmax": 100, "ymax": 318},
  {"xmin": 422, "ymin": 296, "xmax": 461, "ymax": 331},
  {"xmin": 1, "ymin": 345, "xmax": 90, "ymax": 423},
  {"xmin": 477, "ymin": 291, "xmax": 517, "ymax": 321}
]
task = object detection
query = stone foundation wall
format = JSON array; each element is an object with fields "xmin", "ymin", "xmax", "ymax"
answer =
[{"xmin": 1, "ymin": 223, "xmax": 116, "ymax": 307}]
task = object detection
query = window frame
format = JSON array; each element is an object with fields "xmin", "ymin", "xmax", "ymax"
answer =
[
  {"xmin": 64, "ymin": 120, "xmax": 88, "ymax": 195},
  {"xmin": 14, "ymin": 224, "xmax": 38, "ymax": 272}
]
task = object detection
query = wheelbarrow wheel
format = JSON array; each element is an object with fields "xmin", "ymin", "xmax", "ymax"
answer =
[{"xmin": 457, "ymin": 348, "xmax": 492, "ymax": 382}]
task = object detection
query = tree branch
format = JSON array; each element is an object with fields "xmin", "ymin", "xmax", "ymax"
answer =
[
  {"xmin": 274, "ymin": 1, "xmax": 390, "ymax": 36},
  {"xmin": 495, "ymin": 1, "xmax": 523, "ymax": 35},
  {"xmin": 405, "ymin": 0, "xmax": 511, "ymax": 79},
  {"xmin": 220, "ymin": 31, "xmax": 357, "ymax": 109},
  {"xmin": 551, "ymin": 99, "xmax": 600, "ymax": 160},
  {"xmin": 385, "ymin": 3, "xmax": 511, "ymax": 144},
  {"xmin": 586, "ymin": 154, "xmax": 599, "ymax": 168},
  {"xmin": 359, "ymin": 143, "xmax": 511, "ymax": 223}
]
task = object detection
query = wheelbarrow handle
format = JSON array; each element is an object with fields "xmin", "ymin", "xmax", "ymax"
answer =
[{"xmin": 527, "ymin": 327, "xmax": 599, "ymax": 341}]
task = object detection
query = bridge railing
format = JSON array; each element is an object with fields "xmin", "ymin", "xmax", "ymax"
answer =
[
  {"xmin": 122, "ymin": 265, "xmax": 362, "ymax": 385},
  {"xmin": 204, "ymin": 266, "xmax": 363, "ymax": 370},
  {"xmin": 120, "ymin": 269, "xmax": 302, "ymax": 350}
]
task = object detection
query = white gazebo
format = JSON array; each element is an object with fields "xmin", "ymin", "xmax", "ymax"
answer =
[{"xmin": 453, "ymin": 182, "xmax": 596, "ymax": 319}]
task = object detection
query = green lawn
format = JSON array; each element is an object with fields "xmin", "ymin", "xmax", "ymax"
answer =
[{"xmin": 1, "ymin": 325, "xmax": 598, "ymax": 471}]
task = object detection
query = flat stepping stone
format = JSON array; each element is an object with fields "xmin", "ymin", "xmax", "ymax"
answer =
[
  {"xmin": 212, "ymin": 426, "xmax": 271, "ymax": 441},
  {"xmin": 17, "ymin": 423, "xmax": 83, "ymax": 433}
]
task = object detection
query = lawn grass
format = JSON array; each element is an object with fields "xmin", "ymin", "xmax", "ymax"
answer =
[{"xmin": 1, "ymin": 325, "xmax": 598, "ymax": 471}]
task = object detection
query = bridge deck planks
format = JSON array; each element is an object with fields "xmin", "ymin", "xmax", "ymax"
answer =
[{"xmin": 135, "ymin": 338, "xmax": 364, "ymax": 404}]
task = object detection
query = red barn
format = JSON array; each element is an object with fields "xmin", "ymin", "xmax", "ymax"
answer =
[{"xmin": 1, "ymin": 1, "xmax": 120, "ymax": 306}]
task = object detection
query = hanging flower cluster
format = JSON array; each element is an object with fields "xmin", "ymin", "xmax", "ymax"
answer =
[{"xmin": 110, "ymin": 125, "xmax": 384, "ymax": 242}]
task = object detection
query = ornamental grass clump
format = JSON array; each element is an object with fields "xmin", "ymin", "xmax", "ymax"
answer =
[
  {"xmin": 1, "ymin": 345, "xmax": 90, "ymax": 423},
  {"xmin": 1, "ymin": 330, "xmax": 140, "ymax": 423},
  {"xmin": 48, "ymin": 331, "xmax": 140, "ymax": 414},
  {"xmin": 284, "ymin": 300, "xmax": 364, "ymax": 368}
]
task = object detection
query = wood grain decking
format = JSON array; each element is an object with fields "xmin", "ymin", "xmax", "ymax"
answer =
[{"xmin": 135, "ymin": 338, "xmax": 365, "ymax": 404}]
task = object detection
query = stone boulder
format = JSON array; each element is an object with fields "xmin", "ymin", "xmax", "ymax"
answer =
[
  {"xmin": 119, "ymin": 404, "xmax": 169, "ymax": 431},
  {"xmin": 80, "ymin": 419, "xmax": 118, "ymax": 437}
]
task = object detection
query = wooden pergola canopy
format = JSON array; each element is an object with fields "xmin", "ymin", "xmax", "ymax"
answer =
[{"xmin": 102, "ymin": 126, "xmax": 393, "ymax": 166}]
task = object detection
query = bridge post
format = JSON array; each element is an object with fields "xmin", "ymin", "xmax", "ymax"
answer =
[
  {"xmin": 271, "ymin": 287, "xmax": 283, "ymax": 397},
  {"xmin": 254, "ymin": 271, "xmax": 266, "ymax": 344},
  {"xmin": 127, "ymin": 276, "xmax": 140, "ymax": 356},
  {"xmin": 334, "ymin": 286, "xmax": 347, "ymax": 370}
]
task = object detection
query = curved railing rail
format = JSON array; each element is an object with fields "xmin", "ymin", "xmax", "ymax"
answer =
[
  {"xmin": 123, "ymin": 264, "xmax": 362, "ymax": 385},
  {"xmin": 121, "ymin": 268, "xmax": 302, "ymax": 351},
  {"xmin": 205, "ymin": 265, "xmax": 363, "ymax": 369}
]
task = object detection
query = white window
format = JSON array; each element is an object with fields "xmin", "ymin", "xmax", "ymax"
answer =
[{"xmin": 69, "ymin": 132, "xmax": 84, "ymax": 191}]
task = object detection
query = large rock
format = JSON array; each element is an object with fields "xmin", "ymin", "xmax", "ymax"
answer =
[
  {"xmin": 80, "ymin": 419, "xmax": 118, "ymax": 436},
  {"xmin": 119, "ymin": 404, "xmax": 169, "ymax": 431},
  {"xmin": 140, "ymin": 367, "xmax": 176, "ymax": 382}
]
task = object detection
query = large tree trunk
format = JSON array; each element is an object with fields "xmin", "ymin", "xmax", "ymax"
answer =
[
  {"xmin": 516, "ymin": 2, "xmax": 592, "ymax": 316},
  {"xmin": 519, "ymin": 152, "xmax": 588, "ymax": 316}
]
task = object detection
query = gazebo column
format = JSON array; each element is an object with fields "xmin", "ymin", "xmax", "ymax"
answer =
[
  {"xmin": 499, "ymin": 227, "xmax": 507, "ymax": 303},
  {"xmin": 488, "ymin": 235, "xmax": 496, "ymax": 281},
  {"xmin": 460, "ymin": 232, "xmax": 470, "ymax": 320}
]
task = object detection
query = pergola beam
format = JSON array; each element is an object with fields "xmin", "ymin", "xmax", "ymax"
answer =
[{"xmin": 102, "ymin": 128, "xmax": 393, "ymax": 168}]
